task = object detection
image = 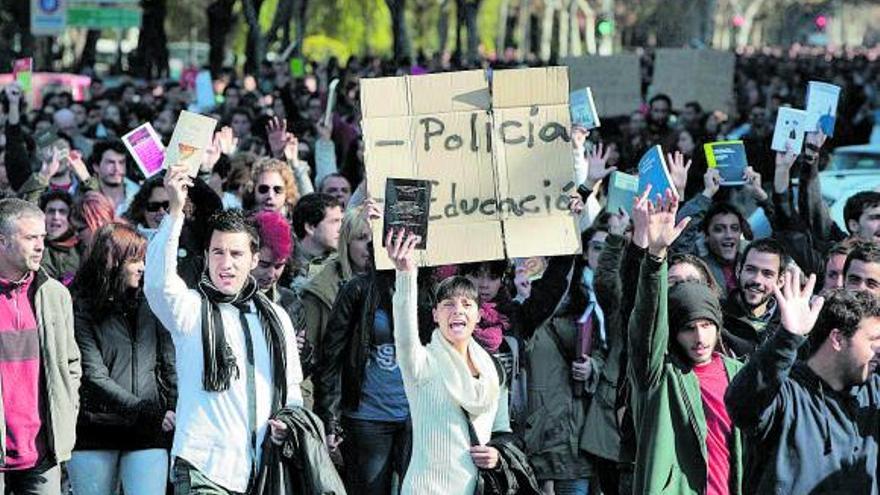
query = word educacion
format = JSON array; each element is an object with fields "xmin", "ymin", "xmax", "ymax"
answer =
[{"xmin": 428, "ymin": 180, "xmax": 577, "ymax": 221}]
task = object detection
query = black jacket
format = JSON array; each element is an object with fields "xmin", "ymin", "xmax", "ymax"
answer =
[
  {"xmin": 313, "ymin": 271, "xmax": 434, "ymax": 433},
  {"xmin": 253, "ymin": 406, "xmax": 346, "ymax": 495},
  {"xmin": 73, "ymin": 293, "xmax": 177, "ymax": 451},
  {"xmin": 475, "ymin": 434, "xmax": 541, "ymax": 495},
  {"xmin": 722, "ymin": 289, "xmax": 781, "ymax": 358},
  {"xmin": 726, "ymin": 329, "xmax": 880, "ymax": 494}
]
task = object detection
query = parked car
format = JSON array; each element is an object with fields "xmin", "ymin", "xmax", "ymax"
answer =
[{"xmin": 749, "ymin": 143, "xmax": 880, "ymax": 238}]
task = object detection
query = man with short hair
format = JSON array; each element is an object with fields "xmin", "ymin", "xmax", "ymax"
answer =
[
  {"xmin": 822, "ymin": 240, "xmax": 857, "ymax": 292},
  {"xmin": 318, "ymin": 173, "xmax": 352, "ymax": 208},
  {"xmin": 722, "ymin": 239, "xmax": 785, "ymax": 357},
  {"xmin": 0, "ymin": 198, "xmax": 81, "ymax": 494},
  {"xmin": 843, "ymin": 242, "xmax": 880, "ymax": 297},
  {"xmin": 289, "ymin": 193, "xmax": 343, "ymax": 292},
  {"xmin": 144, "ymin": 165, "xmax": 303, "ymax": 494},
  {"xmin": 844, "ymin": 191, "xmax": 880, "ymax": 244},
  {"xmin": 726, "ymin": 276, "xmax": 880, "ymax": 494},
  {"xmin": 89, "ymin": 139, "xmax": 140, "ymax": 216}
]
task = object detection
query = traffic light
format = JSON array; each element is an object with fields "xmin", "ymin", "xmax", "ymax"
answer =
[
  {"xmin": 815, "ymin": 14, "xmax": 827, "ymax": 30},
  {"xmin": 597, "ymin": 19, "xmax": 614, "ymax": 36},
  {"xmin": 732, "ymin": 14, "xmax": 745, "ymax": 28}
]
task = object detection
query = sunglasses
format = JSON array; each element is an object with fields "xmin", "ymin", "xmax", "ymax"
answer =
[
  {"xmin": 146, "ymin": 201, "xmax": 170, "ymax": 212},
  {"xmin": 257, "ymin": 184, "xmax": 284, "ymax": 195}
]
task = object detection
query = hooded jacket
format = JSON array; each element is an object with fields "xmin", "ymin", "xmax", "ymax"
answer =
[
  {"xmin": 629, "ymin": 255, "xmax": 744, "ymax": 495},
  {"xmin": 722, "ymin": 288, "xmax": 781, "ymax": 358},
  {"xmin": 726, "ymin": 328, "xmax": 880, "ymax": 494}
]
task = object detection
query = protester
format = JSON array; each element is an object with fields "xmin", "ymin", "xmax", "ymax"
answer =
[
  {"xmin": 0, "ymin": 198, "xmax": 81, "ymax": 494},
  {"xmin": 726, "ymin": 273, "xmax": 880, "ymax": 493},
  {"xmin": 124, "ymin": 174, "xmax": 170, "ymax": 240},
  {"xmin": 628, "ymin": 188, "xmax": 745, "ymax": 495},
  {"xmin": 71, "ymin": 190, "xmax": 116, "ymax": 250},
  {"xmin": 143, "ymin": 165, "xmax": 304, "ymax": 494},
  {"xmin": 67, "ymin": 222, "xmax": 176, "ymax": 495},
  {"xmin": 88, "ymin": 139, "xmax": 139, "ymax": 216},
  {"xmin": 843, "ymin": 241, "xmax": 880, "ymax": 296},
  {"xmin": 243, "ymin": 157, "xmax": 300, "ymax": 217},
  {"xmin": 318, "ymin": 173, "xmax": 352, "ymax": 208},
  {"xmin": 39, "ymin": 190, "xmax": 80, "ymax": 285},
  {"xmin": 289, "ymin": 192, "xmax": 343, "ymax": 292}
]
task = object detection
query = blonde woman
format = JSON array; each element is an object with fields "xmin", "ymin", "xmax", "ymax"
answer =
[{"xmin": 243, "ymin": 157, "xmax": 299, "ymax": 217}]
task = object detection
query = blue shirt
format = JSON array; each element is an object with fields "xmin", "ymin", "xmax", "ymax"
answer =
[{"xmin": 345, "ymin": 309, "xmax": 410, "ymax": 421}]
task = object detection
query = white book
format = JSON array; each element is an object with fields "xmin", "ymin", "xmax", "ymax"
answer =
[
  {"xmin": 805, "ymin": 81, "xmax": 841, "ymax": 136},
  {"xmin": 772, "ymin": 107, "xmax": 808, "ymax": 153},
  {"xmin": 163, "ymin": 111, "xmax": 218, "ymax": 177}
]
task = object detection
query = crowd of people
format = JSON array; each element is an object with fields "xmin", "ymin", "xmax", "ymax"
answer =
[{"xmin": 0, "ymin": 45, "xmax": 879, "ymax": 495}]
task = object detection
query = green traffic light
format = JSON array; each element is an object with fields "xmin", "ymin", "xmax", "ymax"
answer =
[{"xmin": 598, "ymin": 20, "xmax": 613, "ymax": 36}]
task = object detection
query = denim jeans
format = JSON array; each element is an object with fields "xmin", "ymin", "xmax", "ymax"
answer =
[
  {"xmin": 341, "ymin": 416, "xmax": 412, "ymax": 495},
  {"xmin": 171, "ymin": 458, "xmax": 240, "ymax": 495},
  {"xmin": 0, "ymin": 460, "xmax": 61, "ymax": 495},
  {"xmin": 67, "ymin": 449, "xmax": 168, "ymax": 495},
  {"xmin": 554, "ymin": 478, "xmax": 589, "ymax": 495}
]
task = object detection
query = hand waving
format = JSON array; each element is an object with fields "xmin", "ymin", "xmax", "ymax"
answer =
[
  {"xmin": 266, "ymin": 116, "xmax": 288, "ymax": 158},
  {"xmin": 586, "ymin": 142, "xmax": 617, "ymax": 187},
  {"xmin": 773, "ymin": 267, "xmax": 824, "ymax": 336},
  {"xmin": 666, "ymin": 151, "xmax": 692, "ymax": 198},
  {"xmin": 644, "ymin": 188, "xmax": 690, "ymax": 258}
]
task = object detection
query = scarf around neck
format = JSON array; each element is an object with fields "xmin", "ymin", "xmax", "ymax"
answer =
[
  {"xmin": 197, "ymin": 272, "xmax": 288, "ymax": 406},
  {"xmin": 473, "ymin": 302, "xmax": 510, "ymax": 354},
  {"xmin": 427, "ymin": 329, "xmax": 500, "ymax": 417}
]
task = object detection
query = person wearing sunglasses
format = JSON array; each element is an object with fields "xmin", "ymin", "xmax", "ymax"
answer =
[
  {"xmin": 125, "ymin": 175, "xmax": 171, "ymax": 241},
  {"xmin": 243, "ymin": 157, "xmax": 299, "ymax": 218}
]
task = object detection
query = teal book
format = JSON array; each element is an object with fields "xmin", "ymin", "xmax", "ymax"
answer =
[
  {"xmin": 704, "ymin": 140, "xmax": 747, "ymax": 186},
  {"xmin": 569, "ymin": 87, "xmax": 600, "ymax": 130},
  {"xmin": 606, "ymin": 171, "xmax": 639, "ymax": 216},
  {"xmin": 637, "ymin": 145, "xmax": 678, "ymax": 203}
]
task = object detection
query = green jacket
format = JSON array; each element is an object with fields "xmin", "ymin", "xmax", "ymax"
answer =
[
  {"xmin": 0, "ymin": 268, "xmax": 82, "ymax": 466},
  {"xmin": 525, "ymin": 317, "xmax": 598, "ymax": 481},
  {"xmin": 628, "ymin": 255, "xmax": 743, "ymax": 495},
  {"xmin": 41, "ymin": 238, "xmax": 81, "ymax": 286},
  {"xmin": 300, "ymin": 259, "xmax": 346, "ymax": 360}
]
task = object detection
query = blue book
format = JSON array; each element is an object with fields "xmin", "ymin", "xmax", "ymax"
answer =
[
  {"xmin": 569, "ymin": 87, "xmax": 600, "ymax": 130},
  {"xmin": 805, "ymin": 81, "xmax": 841, "ymax": 137},
  {"xmin": 606, "ymin": 171, "xmax": 639, "ymax": 216},
  {"xmin": 704, "ymin": 140, "xmax": 748, "ymax": 186},
  {"xmin": 637, "ymin": 145, "xmax": 678, "ymax": 203}
]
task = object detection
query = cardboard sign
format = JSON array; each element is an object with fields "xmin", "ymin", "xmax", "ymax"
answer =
[
  {"xmin": 704, "ymin": 140, "xmax": 747, "ymax": 186},
  {"xmin": 772, "ymin": 107, "xmax": 807, "ymax": 153},
  {"xmin": 562, "ymin": 54, "xmax": 641, "ymax": 117},
  {"xmin": 361, "ymin": 67, "xmax": 580, "ymax": 269},
  {"xmin": 383, "ymin": 178, "xmax": 433, "ymax": 250},
  {"xmin": 651, "ymin": 49, "xmax": 735, "ymax": 113},
  {"xmin": 163, "ymin": 111, "xmax": 217, "ymax": 177},
  {"xmin": 123, "ymin": 123, "xmax": 166, "ymax": 178}
]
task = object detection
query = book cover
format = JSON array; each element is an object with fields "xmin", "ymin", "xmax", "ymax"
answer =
[
  {"xmin": 772, "ymin": 107, "xmax": 808, "ymax": 153},
  {"xmin": 704, "ymin": 140, "xmax": 748, "ymax": 186},
  {"xmin": 163, "ymin": 111, "xmax": 218, "ymax": 177},
  {"xmin": 194, "ymin": 70, "xmax": 216, "ymax": 112},
  {"xmin": 805, "ymin": 81, "xmax": 841, "ymax": 136},
  {"xmin": 383, "ymin": 178, "xmax": 432, "ymax": 250},
  {"xmin": 13, "ymin": 58, "xmax": 32, "ymax": 94},
  {"xmin": 637, "ymin": 145, "xmax": 678, "ymax": 203},
  {"xmin": 514, "ymin": 256, "xmax": 548, "ymax": 282},
  {"xmin": 123, "ymin": 123, "xmax": 166, "ymax": 178},
  {"xmin": 569, "ymin": 87, "xmax": 601, "ymax": 130},
  {"xmin": 606, "ymin": 171, "xmax": 639, "ymax": 216}
]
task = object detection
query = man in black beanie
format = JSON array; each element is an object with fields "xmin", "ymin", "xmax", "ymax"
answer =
[{"xmin": 628, "ymin": 187, "xmax": 746, "ymax": 495}]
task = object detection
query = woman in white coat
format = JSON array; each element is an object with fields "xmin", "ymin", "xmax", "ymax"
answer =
[{"xmin": 386, "ymin": 229, "xmax": 511, "ymax": 495}]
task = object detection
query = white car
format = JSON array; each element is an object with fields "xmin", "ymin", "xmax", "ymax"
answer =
[{"xmin": 749, "ymin": 143, "xmax": 880, "ymax": 238}]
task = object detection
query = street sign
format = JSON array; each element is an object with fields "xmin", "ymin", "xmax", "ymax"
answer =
[
  {"xmin": 66, "ymin": 4, "xmax": 142, "ymax": 28},
  {"xmin": 31, "ymin": 0, "xmax": 67, "ymax": 36}
]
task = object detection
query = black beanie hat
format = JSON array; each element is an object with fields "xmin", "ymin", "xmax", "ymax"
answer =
[{"xmin": 668, "ymin": 281, "xmax": 723, "ymax": 333}]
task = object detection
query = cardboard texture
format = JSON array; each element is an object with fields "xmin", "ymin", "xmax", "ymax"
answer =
[
  {"xmin": 362, "ymin": 67, "xmax": 580, "ymax": 269},
  {"xmin": 651, "ymin": 49, "xmax": 735, "ymax": 114},
  {"xmin": 562, "ymin": 54, "xmax": 641, "ymax": 117}
]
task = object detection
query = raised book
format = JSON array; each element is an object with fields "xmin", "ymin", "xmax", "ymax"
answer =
[
  {"xmin": 805, "ymin": 81, "xmax": 841, "ymax": 137},
  {"xmin": 606, "ymin": 171, "xmax": 639, "ymax": 216},
  {"xmin": 383, "ymin": 178, "xmax": 432, "ymax": 250},
  {"xmin": 772, "ymin": 107, "xmax": 808, "ymax": 153},
  {"xmin": 123, "ymin": 123, "xmax": 166, "ymax": 178},
  {"xmin": 704, "ymin": 140, "xmax": 747, "ymax": 186},
  {"xmin": 163, "ymin": 110, "xmax": 218, "ymax": 177},
  {"xmin": 637, "ymin": 145, "xmax": 678, "ymax": 203},
  {"xmin": 569, "ymin": 87, "xmax": 600, "ymax": 130}
]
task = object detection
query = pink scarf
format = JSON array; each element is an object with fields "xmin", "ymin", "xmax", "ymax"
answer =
[{"xmin": 472, "ymin": 302, "xmax": 511, "ymax": 353}]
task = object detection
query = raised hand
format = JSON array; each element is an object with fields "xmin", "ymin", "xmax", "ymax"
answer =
[
  {"xmin": 645, "ymin": 188, "xmax": 690, "ymax": 258},
  {"xmin": 569, "ymin": 193, "xmax": 585, "ymax": 216},
  {"xmin": 571, "ymin": 126, "xmax": 588, "ymax": 150},
  {"xmin": 282, "ymin": 132, "xmax": 299, "ymax": 162},
  {"xmin": 586, "ymin": 142, "xmax": 617, "ymax": 188},
  {"xmin": 39, "ymin": 147, "xmax": 61, "ymax": 179},
  {"xmin": 358, "ymin": 197, "xmax": 383, "ymax": 226},
  {"xmin": 804, "ymin": 130, "xmax": 827, "ymax": 156},
  {"xmin": 773, "ymin": 267, "xmax": 824, "ymax": 336},
  {"xmin": 266, "ymin": 116, "xmax": 288, "ymax": 158},
  {"xmin": 68, "ymin": 150, "xmax": 91, "ymax": 182},
  {"xmin": 164, "ymin": 164, "xmax": 193, "ymax": 217},
  {"xmin": 743, "ymin": 166, "xmax": 768, "ymax": 201},
  {"xmin": 702, "ymin": 168, "xmax": 721, "ymax": 199},
  {"xmin": 215, "ymin": 126, "xmax": 238, "ymax": 155},
  {"xmin": 667, "ymin": 151, "xmax": 692, "ymax": 198},
  {"xmin": 631, "ymin": 185, "xmax": 652, "ymax": 249},
  {"xmin": 773, "ymin": 145, "xmax": 800, "ymax": 194},
  {"xmin": 607, "ymin": 208, "xmax": 631, "ymax": 237},
  {"xmin": 316, "ymin": 121, "xmax": 333, "ymax": 141},
  {"xmin": 385, "ymin": 228, "xmax": 420, "ymax": 273}
]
